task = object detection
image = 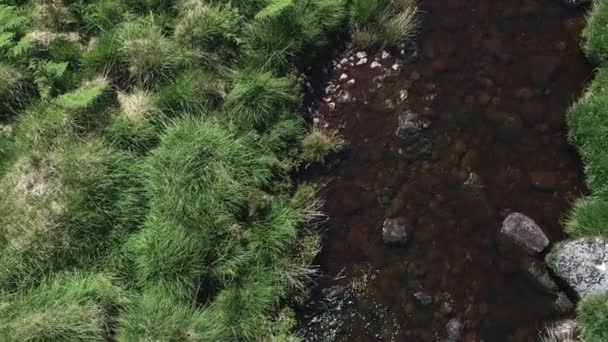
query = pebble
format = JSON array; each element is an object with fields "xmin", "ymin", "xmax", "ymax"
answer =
[
  {"xmin": 339, "ymin": 73, "xmax": 348, "ymax": 81},
  {"xmin": 356, "ymin": 51, "xmax": 367, "ymax": 59},
  {"xmin": 391, "ymin": 64, "xmax": 400, "ymax": 71},
  {"xmin": 370, "ymin": 61, "xmax": 382, "ymax": 69},
  {"xmin": 356, "ymin": 58, "xmax": 368, "ymax": 65},
  {"xmin": 347, "ymin": 79, "xmax": 355, "ymax": 85},
  {"xmin": 399, "ymin": 89, "xmax": 408, "ymax": 101},
  {"xmin": 328, "ymin": 102, "xmax": 335, "ymax": 111},
  {"xmin": 413, "ymin": 292, "xmax": 433, "ymax": 307},
  {"xmin": 340, "ymin": 58, "xmax": 349, "ymax": 65},
  {"xmin": 382, "ymin": 51, "xmax": 391, "ymax": 59}
]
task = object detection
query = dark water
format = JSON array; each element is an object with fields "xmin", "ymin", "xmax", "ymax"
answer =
[{"xmin": 299, "ymin": 0, "xmax": 592, "ymax": 341}]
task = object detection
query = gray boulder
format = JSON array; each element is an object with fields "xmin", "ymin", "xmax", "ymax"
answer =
[
  {"xmin": 551, "ymin": 237, "xmax": 608, "ymax": 298},
  {"xmin": 500, "ymin": 213, "xmax": 549, "ymax": 254},
  {"xmin": 382, "ymin": 217, "xmax": 410, "ymax": 246}
]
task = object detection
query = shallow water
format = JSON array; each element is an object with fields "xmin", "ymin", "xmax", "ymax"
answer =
[{"xmin": 299, "ymin": 0, "xmax": 592, "ymax": 341}]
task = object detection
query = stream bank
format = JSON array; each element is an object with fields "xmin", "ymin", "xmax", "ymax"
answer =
[{"xmin": 299, "ymin": 0, "xmax": 592, "ymax": 340}]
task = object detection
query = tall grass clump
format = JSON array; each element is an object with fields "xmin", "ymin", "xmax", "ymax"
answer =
[
  {"xmin": 0, "ymin": 272, "xmax": 129, "ymax": 341},
  {"xmin": 584, "ymin": 0, "xmax": 608, "ymax": 66},
  {"xmin": 225, "ymin": 69, "xmax": 297, "ymax": 129},
  {"xmin": 350, "ymin": 0, "xmax": 420, "ymax": 49},
  {"xmin": 302, "ymin": 126, "xmax": 345, "ymax": 165}
]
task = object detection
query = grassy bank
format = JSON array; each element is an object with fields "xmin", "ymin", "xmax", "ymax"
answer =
[
  {"xmin": 554, "ymin": 0, "xmax": 608, "ymax": 340},
  {"xmin": 0, "ymin": 0, "xmax": 417, "ymax": 340}
]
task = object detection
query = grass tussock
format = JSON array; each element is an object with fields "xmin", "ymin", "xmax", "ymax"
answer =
[
  {"xmin": 350, "ymin": 0, "xmax": 420, "ymax": 49},
  {"xmin": 0, "ymin": 0, "xmax": 409, "ymax": 339},
  {"xmin": 552, "ymin": 1, "xmax": 608, "ymax": 339}
]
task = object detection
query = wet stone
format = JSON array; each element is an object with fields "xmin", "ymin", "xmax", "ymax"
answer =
[
  {"xmin": 463, "ymin": 172, "xmax": 484, "ymax": 189},
  {"xmin": 500, "ymin": 212, "xmax": 549, "ymax": 254},
  {"xmin": 323, "ymin": 285, "xmax": 346, "ymax": 301},
  {"xmin": 337, "ymin": 90, "xmax": 352, "ymax": 104},
  {"xmin": 370, "ymin": 61, "xmax": 382, "ymax": 69},
  {"xmin": 413, "ymin": 292, "xmax": 433, "ymax": 307},
  {"xmin": 356, "ymin": 58, "xmax": 368, "ymax": 65},
  {"xmin": 554, "ymin": 292, "xmax": 575, "ymax": 313},
  {"xmin": 446, "ymin": 318, "xmax": 465, "ymax": 342},
  {"xmin": 523, "ymin": 259, "xmax": 559, "ymax": 294},
  {"xmin": 395, "ymin": 111, "xmax": 429, "ymax": 143},
  {"xmin": 551, "ymin": 237, "xmax": 608, "ymax": 298},
  {"xmin": 355, "ymin": 51, "xmax": 367, "ymax": 59},
  {"xmin": 382, "ymin": 217, "xmax": 410, "ymax": 246}
]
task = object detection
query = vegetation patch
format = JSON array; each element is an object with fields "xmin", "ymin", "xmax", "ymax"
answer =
[{"xmin": 0, "ymin": 0, "xmax": 418, "ymax": 340}]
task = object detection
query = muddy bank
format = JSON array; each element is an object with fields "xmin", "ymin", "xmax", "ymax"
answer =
[{"xmin": 299, "ymin": 0, "xmax": 592, "ymax": 340}]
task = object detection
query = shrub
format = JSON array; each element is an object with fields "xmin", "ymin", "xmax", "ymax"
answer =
[
  {"xmin": 584, "ymin": 0, "xmax": 608, "ymax": 66},
  {"xmin": 0, "ymin": 63, "xmax": 29, "ymax": 113},
  {"xmin": 0, "ymin": 272, "xmax": 129, "ymax": 341},
  {"xmin": 579, "ymin": 291, "xmax": 608, "ymax": 342},
  {"xmin": 80, "ymin": 0, "xmax": 130, "ymax": 35},
  {"xmin": 30, "ymin": 0, "xmax": 74, "ymax": 31},
  {"xmin": 350, "ymin": 0, "xmax": 420, "ymax": 49},
  {"xmin": 301, "ymin": 126, "xmax": 345, "ymax": 164},
  {"xmin": 225, "ymin": 69, "xmax": 297, "ymax": 129}
]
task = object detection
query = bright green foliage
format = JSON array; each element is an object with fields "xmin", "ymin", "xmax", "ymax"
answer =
[
  {"xmin": 302, "ymin": 127, "xmax": 345, "ymax": 164},
  {"xmin": 579, "ymin": 292, "xmax": 608, "ymax": 342},
  {"xmin": 0, "ymin": 272, "xmax": 129, "ymax": 341},
  {"xmin": 0, "ymin": 0, "xmax": 355, "ymax": 339},
  {"xmin": 226, "ymin": 69, "xmax": 297, "ymax": 129},
  {"xmin": 584, "ymin": 0, "xmax": 608, "ymax": 66},
  {"xmin": 566, "ymin": 197, "xmax": 608, "ymax": 238},
  {"xmin": 350, "ymin": 0, "xmax": 419, "ymax": 49}
]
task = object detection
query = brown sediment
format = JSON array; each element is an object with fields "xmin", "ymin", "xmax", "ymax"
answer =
[{"xmin": 299, "ymin": 0, "xmax": 592, "ymax": 340}]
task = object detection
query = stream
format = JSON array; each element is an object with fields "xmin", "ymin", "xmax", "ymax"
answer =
[{"xmin": 299, "ymin": 0, "xmax": 592, "ymax": 341}]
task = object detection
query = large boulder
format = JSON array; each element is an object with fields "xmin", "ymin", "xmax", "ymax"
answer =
[
  {"xmin": 500, "ymin": 213, "xmax": 549, "ymax": 254},
  {"xmin": 551, "ymin": 237, "xmax": 608, "ymax": 298},
  {"xmin": 382, "ymin": 217, "xmax": 410, "ymax": 246}
]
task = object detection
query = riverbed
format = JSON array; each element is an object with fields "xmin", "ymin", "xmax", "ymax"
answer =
[{"xmin": 299, "ymin": 0, "xmax": 592, "ymax": 340}]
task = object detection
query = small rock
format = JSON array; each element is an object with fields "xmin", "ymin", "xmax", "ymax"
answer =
[
  {"xmin": 347, "ymin": 79, "xmax": 355, "ymax": 85},
  {"xmin": 446, "ymin": 318, "xmax": 464, "ymax": 342},
  {"xmin": 339, "ymin": 58, "xmax": 349, "ymax": 65},
  {"xmin": 322, "ymin": 285, "xmax": 346, "ymax": 301},
  {"xmin": 530, "ymin": 171, "xmax": 559, "ymax": 191},
  {"xmin": 356, "ymin": 58, "xmax": 368, "ymax": 66},
  {"xmin": 391, "ymin": 64, "xmax": 400, "ymax": 71},
  {"xmin": 413, "ymin": 292, "xmax": 433, "ymax": 307},
  {"xmin": 328, "ymin": 102, "xmax": 335, "ymax": 111},
  {"xmin": 463, "ymin": 172, "xmax": 484, "ymax": 189},
  {"xmin": 399, "ymin": 89, "xmax": 408, "ymax": 102},
  {"xmin": 339, "ymin": 73, "xmax": 348, "ymax": 81},
  {"xmin": 336, "ymin": 90, "xmax": 352, "ymax": 104},
  {"xmin": 551, "ymin": 237, "xmax": 608, "ymax": 298},
  {"xmin": 370, "ymin": 61, "xmax": 382, "ymax": 69},
  {"xmin": 382, "ymin": 50, "xmax": 391, "ymax": 59},
  {"xmin": 439, "ymin": 301, "xmax": 453, "ymax": 316},
  {"xmin": 523, "ymin": 259, "xmax": 559, "ymax": 294},
  {"xmin": 554, "ymin": 292, "xmax": 575, "ymax": 313},
  {"xmin": 382, "ymin": 217, "xmax": 410, "ymax": 246},
  {"xmin": 500, "ymin": 213, "xmax": 549, "ymax": 254},
  {"xmin": 554, "ymin": 0, "xmax": 590, "ymax": 7},
  {"xmin": 395, "ymin": 111, "xmax": 429, "ymax": 143},
  {"xmin": 355, "ymin": 51, "xmax": 367, "ymax": 59}
]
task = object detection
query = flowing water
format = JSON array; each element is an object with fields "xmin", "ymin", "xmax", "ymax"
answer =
[{"xmin": 299, "ymin": 0, "xmax": 592, "ymax": 341}]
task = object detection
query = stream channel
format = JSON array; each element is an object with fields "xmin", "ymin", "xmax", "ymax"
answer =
[{"xmin": 298, "ymin": 0, "xmax": 593, "ymax": 341}]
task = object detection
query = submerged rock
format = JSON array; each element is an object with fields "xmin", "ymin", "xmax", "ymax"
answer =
[
  {"xmin": 323, "ymin": 285, "xmax": 346, "ymax": 301},
  {"xmin": 395, "ymin": 111, "xmax": 429, "ymax": 143},
  {"xmin": 500, "ymin": 213, "xmax": 549, "ymax": 254},
  {"xmin": 554, "ymin": 0, "xmax": 590, "ymax": 7},
  {"xmin": 523, "ymin": 259, "xmax": 558, "ymax": 294},
  {"xmin": 551, "ymin": 237, "xmax": 608, "ymax": 298},
  {"xmin": 554, "ymin": 292, "xmax": 575, "ymax": 313},
  {"xmin": 463, "ymin": 172, "xmax": 484, "ymax": 189},
  {"xmin": 382, "ymin": 217, "xmax": 410, "ymax": 246},
  {"xmin": 445, "ymin": 318, "xmax": 464, "ymax": 342},
  {"xmin": 413, "ymin": 292, "xmax": 433, "ymax": 307}
]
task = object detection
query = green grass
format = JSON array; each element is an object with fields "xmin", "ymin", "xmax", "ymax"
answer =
[
  {"xmin": 584, "ymin": 0, "xmax": 608, "ymax": 66},
  {"xmin": 579, "ymin": 292, "xmax": 608, "ymax": 342},
  {"xmin": 0, "ymin": 0, "xmax": 405, "ymax": 339},
  {"xmin": 552, "ymin": 1, "xmax": 608, "ymax": 339},
  {"xmin": 350, "ymin": 0, "xmax": 420, "ymax": 49}
]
